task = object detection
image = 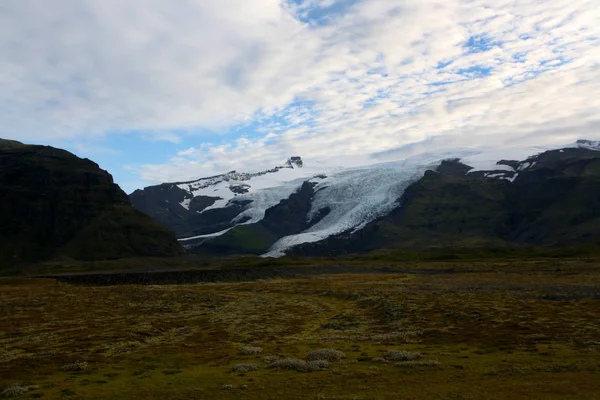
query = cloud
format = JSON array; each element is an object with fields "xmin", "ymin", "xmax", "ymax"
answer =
[
  {"xmin": 1, "ymin": 0, "xmax": 599, "ymax": 187},
  {"xmin": 177, "ymin": 147, "xmax": 197, "ymax": 157}
]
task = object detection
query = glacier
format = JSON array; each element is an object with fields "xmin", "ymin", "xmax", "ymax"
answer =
[
  {"xmin": 175, "ymin": 141, "xmax": 597, "ymax": 257},
  {"xmin": 264, "ymin": 159, "xmax": 438, "ymax": 257}
]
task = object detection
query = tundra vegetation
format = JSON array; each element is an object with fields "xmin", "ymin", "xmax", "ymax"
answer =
[{"xmin": 1, "ymin": 257, "xmax": 600, "ymax": 399}]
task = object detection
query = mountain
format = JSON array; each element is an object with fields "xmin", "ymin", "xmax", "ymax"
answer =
[
  {"xmin": 0, "ymin": 139, "xmax": 185, "ymax": 268},
  {"xmin": 130, "ymin": 141, "xmax": 600, "ymax": 257},
  {"xmin": 291, "ymin": 144, "xmax": 600, "ymax": 256},
  {"xmin": 129, "ymin": 156, "xmax": 314, "ymax": 238}
]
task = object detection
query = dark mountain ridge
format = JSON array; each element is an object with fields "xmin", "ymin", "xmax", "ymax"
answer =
[{"xmin": 0, "ymin": 139, "xmax": 185, "ymax": 268}]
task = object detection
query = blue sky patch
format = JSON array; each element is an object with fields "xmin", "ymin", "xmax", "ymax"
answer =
[
  {"xmin": 456, "ymin": 65, "xmax": 493, "ymax": 78},
  {"xmin": 289, "ymin": 0, "xmax": 360, "ymax": 26},
  {"xmin": 463, "ymin": 34, "xmax": 502, "ymax": 54}
]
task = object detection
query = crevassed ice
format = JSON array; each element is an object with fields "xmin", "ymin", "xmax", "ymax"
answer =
[{"xmin": 264, "ymin": 158, "xmax": 441, "ymax": 257}]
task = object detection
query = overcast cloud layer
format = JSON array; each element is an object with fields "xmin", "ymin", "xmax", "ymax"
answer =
[{"xmin": 1, "ymin": 0, "xmax": 599, "ymax": 190}]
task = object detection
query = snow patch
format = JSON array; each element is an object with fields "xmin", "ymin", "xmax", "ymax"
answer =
[
  {"xmin": 176, "ymin": 162, "xmax": 330, "ymax": 214},
  {"xmin": 504, "ymin": 173, "xmax": 518, "ymax": 182},
  {"xmin": 518, "ymin": 162, "xmax": 531, "ymax": 171},
  {"xmin": 180, "ymin": 198, "xmax": 192, "ymax": 210},
  {"xmin": 178, "ymin": 228, "xmax": 234, "ymax": 242}
]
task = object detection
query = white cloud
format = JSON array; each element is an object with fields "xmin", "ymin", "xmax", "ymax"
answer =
[
  {"xmin": 1, "ymin": 0, "xmax": 599, "ymax": 186},
  {"xmin": 177, "ymin": 147, "xmax": 197, "ymax": 157}
]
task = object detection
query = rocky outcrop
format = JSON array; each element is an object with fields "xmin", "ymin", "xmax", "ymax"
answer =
[
  {"xmin": 0, "ymin": 139, "xmax": 185, "ymax": 267},
  {"xmin": 286, "ymin": 156, "xmax": 304, "ymax": 168}
]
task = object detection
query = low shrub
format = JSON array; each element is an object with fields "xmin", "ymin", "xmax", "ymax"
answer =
[
  {"xmin": 368, "ymin": 331, "xmax": 422, "ymax": 343},
  {"xmin": 61, "ymin": 361, "xmax": 88, "ymax": 372},
  {"xmin": 383, "ymin": 350, "xmax": 422, "ymax": 361},
  {"xmin": 1, "ymin": 384, "xmax": 39, "ymax": 398},
  {"xmin": 395, "ymin": 359, "xmax": 440, "ymax": 367},
  {"xmin": 309, "ymin": 360, "xmax": 329, "ymax": 369},
  {"xmin": 239, "ymin": 346, "xmax": 263, "ymax": 355},
  {"xmin": 269, "ymin": 358, "xmax": 329, "ymax": 372},
  {"xmin": 232, "ymin": 364, "xmax": 259, "ymax": 373},
  {"xmin": 1, "ymin": 384, "xmax": 27, "ymax": 398},
  {"xmin": 306, "ymin": 349, "xmax": 346, "ymax": 361},
  {"xmin": 261, "ymin": 355, "xmax": 280, "ymax": 364}
]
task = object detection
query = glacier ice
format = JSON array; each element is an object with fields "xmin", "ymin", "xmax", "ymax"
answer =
[
  {"xmin": 176, "ymin": 143, "xmax": 590, "ymax": 256},
  {"xmin": 264, "ymin": 157, "xmax": 444, "ymax": 257}
]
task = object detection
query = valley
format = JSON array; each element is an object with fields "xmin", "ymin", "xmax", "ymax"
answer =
[
  {"xmin": 2, "ymin": 138, "xmax": 599, "ymax": 399},
  {"xmin": 2, "ymin": 258, "xmax": 600, "ymax": 399}
]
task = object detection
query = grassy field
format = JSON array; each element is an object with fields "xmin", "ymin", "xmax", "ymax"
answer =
[{"xmin": 1, "ymin": 259, "xmax": 600, "ymax": 399}]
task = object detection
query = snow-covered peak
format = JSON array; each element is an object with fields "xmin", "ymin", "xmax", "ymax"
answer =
[{"xmin": 176, "ymin": 157, "xmax": 328, "ymax": 211}]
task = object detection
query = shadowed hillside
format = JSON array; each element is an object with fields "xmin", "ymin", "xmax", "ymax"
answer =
[{"xmin": 0, "ymin": 139, "xmax": 185, "ymax": 268}]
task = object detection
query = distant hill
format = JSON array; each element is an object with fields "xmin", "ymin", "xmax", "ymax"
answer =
[
  {"xmin": 130, "ymin": 141, "xmax": 600, "ymax": 257},
  {"xmin": 0, "ymin": 139, "xmax": 185, "ymax": 268}
]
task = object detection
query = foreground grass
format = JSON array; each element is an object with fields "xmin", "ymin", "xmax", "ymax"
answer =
[{"xmin": 1, "ymin": 260, "xmax": 600, "ymax": 399}]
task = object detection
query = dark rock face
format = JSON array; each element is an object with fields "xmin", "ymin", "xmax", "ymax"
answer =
[
  {"xmin": 129, "ymin": 182, "xmax": 252, "ymax": 238},
  {"xmin": 286, "ymin": 156, "xmax": 303, "ymax": 168},
  {"xmin": 435, "ymin": 159, "xmax": 473, "ymax": 176},
  {"xmin": 0, "ymin": 139, "xmax": 185, "ymax": 267},
  {"xmin": 504, "ymin": 148, "xmax": 600, "ymax": 244},
  {"xmin": 261, "ymin": 181, "xmax": 321, "ymax": 236},
  {"xmin": 576, "ymin": 139, "xmax": 600, "ymax": 149},
  {"xmin": 129, "ymin": 184, "xmax": 192, "ymax": 235},
  {"xmin": 229, "ymin": 184, "xmax": 250, "ymax": 194},
  {"xmin": 189, "ymin": 195, "xmax": 221, "ymax": 213},
  {"xmin": 193, "ymin": 200, "xmax": 253, "ymax": 234}
]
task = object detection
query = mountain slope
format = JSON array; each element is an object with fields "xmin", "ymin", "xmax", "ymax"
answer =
[
  {"xmin": 290, "ymin": 146, "xmax": 600, "ymax": 256},
  {"xmin": 130, "ymin": 156, "xmax": 321, "ymax": 238},
  {"xmin": 0, "ymin": 139, "xmax": 185, "ymax": 267},
  {"xmin": 130, "ymin": 140, "xmax": 600, "ymax": 257}
]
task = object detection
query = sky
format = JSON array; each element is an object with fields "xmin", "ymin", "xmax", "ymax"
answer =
[{"xmin": 1, "ymin": 0, "xmax": 599, "ymax": 193}]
